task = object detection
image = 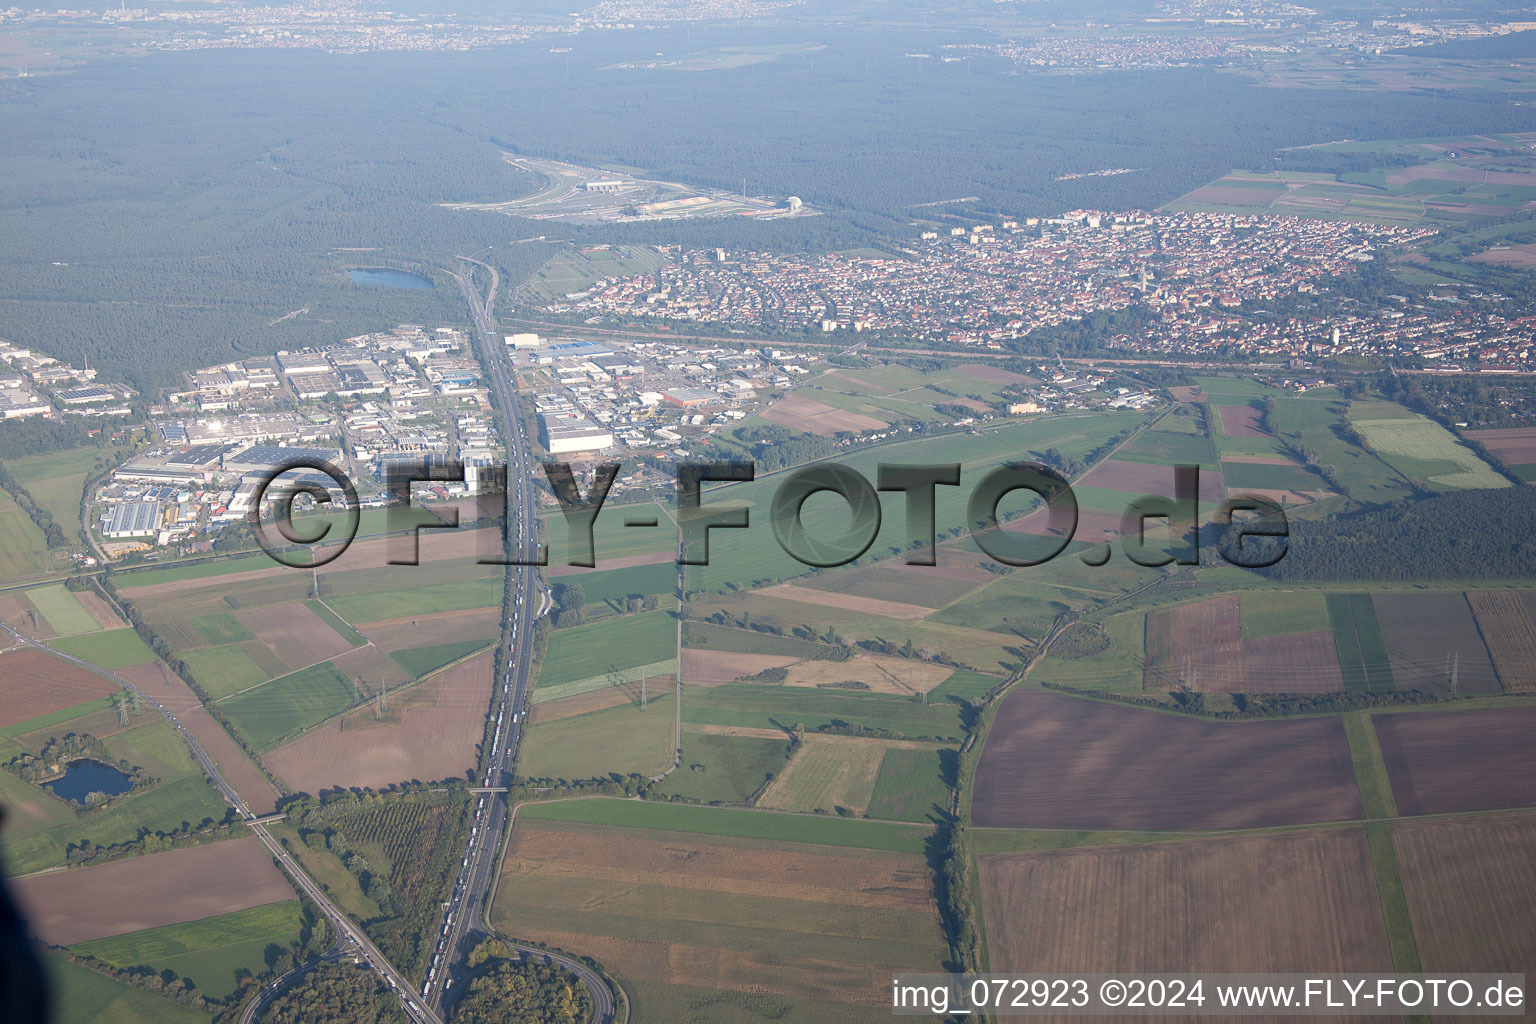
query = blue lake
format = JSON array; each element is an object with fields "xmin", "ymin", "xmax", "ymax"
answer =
[
  {"xmin": 347, "ymin": 267, "xmax": 434, "ymax": 290},
  {"xmin": 44, "ymin": 760, "xmax": 134, "ymax": 804}
]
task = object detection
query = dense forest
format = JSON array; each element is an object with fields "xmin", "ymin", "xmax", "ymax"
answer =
[
  {"xmin": 450, "ymin": 942, "xmax": 590, "ymax": 1024},
  {"xmin": 1236, "ymin": 487, "xmax": 1536, "ymax": 582},
  {"xmin": 256, "ymin": 963, "xmax": 406, "ymax": 1024},
  {"xmin": 2, "ymin": 26, "xmax": 1533, "ymax": 388}
]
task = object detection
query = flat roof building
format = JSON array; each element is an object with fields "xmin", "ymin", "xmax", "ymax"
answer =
[{"xmin": 102, "ymin": 501, "xmax": 160, "ymax": 539}]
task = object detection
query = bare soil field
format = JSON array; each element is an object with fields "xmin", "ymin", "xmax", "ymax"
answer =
[
  {"xmin": 1144, "ymin": 595, "xmax": 1244, "ymax": 691},
  {"xmin": 0, "ymin": 594, "xmax": 54, "ymax": 639},
  {"xmin": 980, "ymin": 829, "xmax": 1391, "ymax": 988},
  {"xmin": 795, "ymin": 564, "xmax": 982, "ymax": 608},
  {"xmin": 760, "ymin": 392, "xmax": 888, "ymax": 436},
  {"xmin": 765, "ymin": 583, "xmax": 932, "ymax": 621},
  {"xmin": 955, "ymin": 364, "xmax": 1030, "ymax": 385},
  {"xmin": 1218, "ymin": 404, "xmax": 1270, "ymax": 437},
  {"xmin": 679, "ymin": 650, "xmax": 801, "ymax": 685},
  {"xmin": 1393, "ymin": 812, "xmax": 1536, "ymax": 988},
  {"xmin": 358, "ymin": 608, "xmax": 501, "ymax": 653},
  {"xmin": 13, "ymin": 836, "xmax": 294, "ymax": 945},
  {"xmin": 0, "ymin": 649, "xmax": 117, "ymax": 728},
  {"xmin": 494, "ymin": 820, "xmax": 940, "ymax": 1007},
  {"xmin": 783, "ymin": 654, "xmax": 952, "ymax": 695},
  {"xmin": 1374, "ymin": 706, "xmax": 1536, "ymax": 816},
  {"xmin": 1077, "ymin": 459, "xmax": 1226, "ymax": 503},
  {"xmin": 1372, "ymin": 592, "xmax": 1499, "ymax": 694},
  {"xmin": 331, "ymin": 644, "xmax": 410, "ymax": 694},
  {"xmin": 116, "ymin": 661, "xmax": 279, "ymax": 815},
  {"xmin": 264, "ymin": 650, "xmax": 494, "ymax": 792},
  {"xmin": 1241, "ymin": 631, "xmax": 1346, "ymax": 693},
  {"xmin": 1464, "ymin": 426, "xmax": 1536, "ymax": 462},
  {"xmin": 528, "ymin": 681, "xmax": 667, "ymax": 724},
  {"xmin": 973, "ymin": 690, "xmax": 1361, "ymax": 830},
  {"xmin": 686, "ymin": 724, "xmax": 790, "ymax": 740},
  {"xmin": 73, "ymin": 591, "xmax": 126, "ymax": 631},
  {"xmin": 1007, "ymin": 506, "xmax": 1124, "ymax": 545},
  {"xmin": 1466, "ymin": 590, "xmax": 1536, "ymax": 691},
  {"xmin": 547, "ymin": 550, "xmax": 674, "ymax": 577},
  {"xmin": 234, "ymin": 602, "xmax": 354, "ymax": 672},
  {"xmin": 1167, "ymin": 385, "xmax": 1206, "ymax": 402}
]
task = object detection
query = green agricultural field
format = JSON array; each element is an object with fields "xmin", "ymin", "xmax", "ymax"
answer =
[
  {"xmin": 681, "ymin": 683, "xmax": 964, "ymax": 741},
  {"xmin": 27, "ymin": 584, "xmax": 101, "ymax": 635},
  {"xmin": 1268, "ymin": 396, "xmax": 1414, "ymax": 506},
  {"xmin": 389, "ymin": 639, "xmax": 491, "ymax": 678},
  {"xmin": 0, "ymin": 503, "xmax": 54, "ymax": 579},
  {"xmin": 927, "ymin": 669, "xmax": 1003, "ymax": 703},
  {"xmin": 302, "ymin": 600, "xmax": 367, "ymax": 645},
  {"xmin": 681, "ymin": 622, "xmax": 837, "ymax": 659},
  {"xmin": 188, "ymin": 613, "xmax": 254, "ymax": 646},
  {"xmin": 542, "ymin": 501, "xmax": 677, "ymax": 568},
  {"xmin": 516, "ymin": 701, "xmax": 675, "ymax": 781},
  {"xmin": 1326, "ymin": 593, "xmax": 1395, "ymax": 693},
  {"xmin": 179, "ymin": 645, "xmax": 271, "ymax": 699},
  {"xmin": 550, "ymin": 561, "xmax": 675, "ymax": 611},
  {"xmin": 218, "ymin": 662, "xmax": 360, "ymax": 750},
  {"xmin": 538, "ymin": 610, "xmax": 677, "ymax": 687},
  {"xmin": 103, "ymin": 719, "xmax": 197, "ymax": 781},
  {"xmin": 1033, "ymin": 609, "xmax": 1146, "ymax": 693},
  {"xmin": 1351, "ymin": 414, "xmax": 1508, "ymax": 491},
  {"xmin": 43, "ymin": 951, "xmax": 211, "ymax": 1024},
  {"xmin": 3, "ymin": 775, "xmax": 232, "ymax": 875},
  {"xmin": 1119, "ymin": 428, "xmax": 1217, "ymax": 465},
  {"xmin": 654, "ymin": 730, "xmax": 790, "ymax": 804},
  {"xmin": 1221, "ymin": 461, "xmax": 1322, "ymax": 492},
  {"xmin": 623, "ymin": 980, "xmax": 882, "ymax": 1024},
  {"xmin": 114, "ymin": 553, "xmax": 275, "ymax": 590},
  {"xmin": 6, "ymin": 446, "xmax": 111, "ymax": 531},
  {"xmin": 688, "ymin": 412, "xmax": 1144, "ymax": 593},
  {"xmin": 1239, "ymin": 590, "xmax": 1332, "ymax": 639},
  {"xmin": 323, "ymin": 577, "xmax": 502, "ymax": 623},
  {"xmin": 523, "ymin": 245, "xmax": 666, "ymax": 303},
  {"xmin": 519, "ymin": 798, "xmax": 932, "ymax": 853},
  {"xmin": 866, "ymin": 746, "xmax": 952, "ymax": 822},
  {"xmin": 51, "ymin": 628, "xmax": 154, "ymax": 670},
  {"xmin": 0, "ymin": 696, "xmax": 116, "ymax": 740},
  {"xmin": 72, "ymin": 901, "xmax": 306, "ymax": 1000}
]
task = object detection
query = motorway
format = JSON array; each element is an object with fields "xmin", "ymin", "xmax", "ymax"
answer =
[{"xmin": 419, "ymin": 256, "xmax": 616, "ymax": 1022}]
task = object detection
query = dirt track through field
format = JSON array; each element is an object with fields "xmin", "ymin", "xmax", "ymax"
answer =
[
  {"xmin": 13, "ymin": 836, "xmax": 294, "ymax": 945},
  {"xmin": 116, "ymin": 661, "xmax": 280, "ymax": 815}
]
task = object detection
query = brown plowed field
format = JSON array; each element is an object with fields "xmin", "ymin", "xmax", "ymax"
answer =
[
  {"xmin": 1241, "ymin": 631, "xmax": 1346, "ymax": 693},
  {"xmin": 1464, "ymin": 426, "xmax": 1536, "ymax": 463},
  {"xmin": 1077, "ymin": 459, "xmax": 1226, "ymax": 503},
  {"xmin": 1144, "ymin": 595, "xmax": 1244, "ymax": 691},
  {"xmin": 264, "ymin": 650, "xmax": 494, "ymax": 793},
  {"xmin": 233, "ymin": 602, "xmax": 353, "ymax": 672},
  {"xmin": 547, "ymin": 551, "xmax": 674, "ymax": 577},
  {"xmin": 0, "ymin": 594, "xmax": 54, "ymax": 639},
  {"xmin": 493, "ymin": 820, "xmax": 941, "ymax": 1007},
  {"xmin": 529, "ymin": 685, "xmax": 639, "ymax": 724},
  {"xmin": 1218, "ymin": 404, "xmax": 1270, "ymax": 437},
  {"xmin": 331, "ymin": 644, "xmax": 410, "ymax": 694},
  {"xmin": 765, "ymin": 583, "xmax": 932, "ymax": 621},
  {"xmin": 1374, "ymin": 706, "xmax": 1536, "ymax": 816},
  {"xmin": 955, "ymin": 364, "xmax": 1031, "ymax": 385},
  {"xmin": 1393, "ymin": 812, "xmax": 1536, "ymax": 994},
  {"xmin": 1168, "ymin": 385, "xmax": 1206, "ymax": 402},
  {"xmin": 760, "ymin": 392, "xmax": 887, "ymax": 437},
  {"xmin": 973, "ymin": 690, "xmax": 1361, "ymax": 830},
  {"xmin": 0, "ymin": 649, "xmax": 118, "ymax": 728},
  {"xmin": 1374, "ymin": 592, "xmax": 1500, "ymax": 694},
  {"xmin": 784, "ymin": 654, "xmax": 952, "ymax": 695},
  {"xmin": 679, "ymin": 650, "xmax": 800, "ymax": 685},
  {"xmin": 980, "ymin": 829, "xmax": 1392, "ymax": 994},
  {"xmin": 73, "ymin": 592, "xmax": 126, "ymax": 631},
  {"xmin": 1466, "ymin": 590, "xmax": 1536, "ymax": 691},
  {"xmin": 12, "ymin": 836, "xmax": 294, "ymax": 945},
  {"xmin": 358, "ymin": 608, "xmax": 501, "ymax": 653},
  {"xmin": 1006, "ymin": 506, "xmax": 1124, "ymax": 545},
  {"xmin": 115, "ymin": 661, "xmax": 280, "ymax": 815}
]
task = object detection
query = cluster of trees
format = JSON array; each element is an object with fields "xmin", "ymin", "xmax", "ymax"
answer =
[
  {"xmin": 934, "ymin": 824, "xmax": 980, "ymax": 974},
  {"xmin": 450, "ymin": 945, "xmax": 590, "ymax": 1024},
  {"xmin": 257, "ymin": 963, "xmax": 404, "ymax": 1024},
  {"xmin": 1241, "ymin": 486, "xmax": 1536, "ymax": 582},
  {"xmin": 730, "ymin": 424, "xmax": 840, "ymax": 473},
  {"xmin": 5, "ymin": 732, "xmax": 152, "ymax": 800},
  {"xmin": 63, "ymin": 817, "xmax": 240, "ymax": 869},
  {"xmin": 1042, "ymin": 680, "xmax": 1448, "ymax": 717}
]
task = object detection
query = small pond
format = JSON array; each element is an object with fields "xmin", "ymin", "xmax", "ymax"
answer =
[
  {"xmin": 347, "ymin": 267, "xmax": 434, "ymax": 290},
  {"xmin": 44, "ymin": 759, "xmax": 133, "ymax": 804}
]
